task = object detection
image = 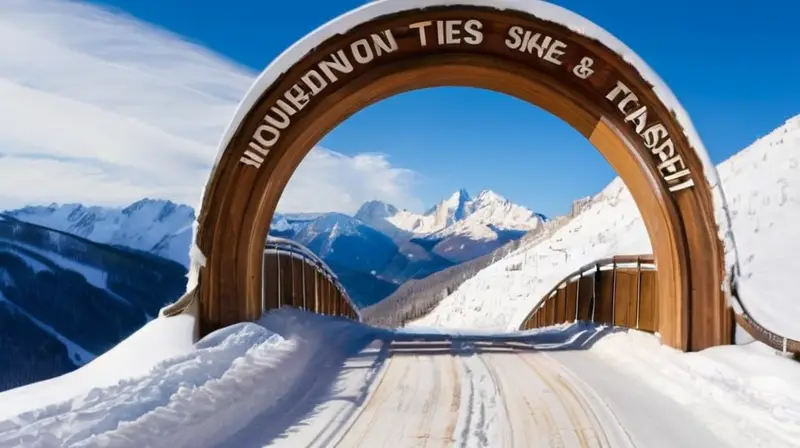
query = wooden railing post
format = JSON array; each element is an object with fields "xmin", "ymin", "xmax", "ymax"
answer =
[
  {"xmin": 289, "ymin": 254, "xmax": 295, "ymax": 307},
  {"xmin": 314, "ymin": 269, "xmax": 319, "ymax": 313},
  {"xmin": 261, "ymin": 256, "xmax": 266, "ymax": 316},
  {"xmin": 575, "ymin": 271, "xmax": 581, "ymax": 322},
  {"xmin": 276, "ymin": 251, "xmax": 282, "ymax": 308},
  {"xmin": 635, "ymin": 256, "xmax": 642, "ymax": 329},
  {"xmin": 301, "ymin": 259, "xmax": 307, "ymax": 310}
]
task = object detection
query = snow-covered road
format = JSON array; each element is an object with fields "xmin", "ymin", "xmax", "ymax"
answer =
[
  {"xmin": 2, "ymin": 310, "xmax": 797, "ymax": 448},
  {"xmin": 335, "ymin": 344, "xmax": 460, "ymax": 447},
  {"xmin": 228, "ymin": 331, "xmax": 733, "ymax": 448}
]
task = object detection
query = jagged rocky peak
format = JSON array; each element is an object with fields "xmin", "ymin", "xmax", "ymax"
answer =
[
  {"xmin": 474, "ymin": 189, "xmax": 505, "ymax": 202},
  {"xmin": 355, "ymin": 200, "xmax": 399, "ymax": 220},
  {"xmin": 121, "ymin": 198, "xmax": 195, "ymax": 221},
  {"xmin": 453, "ymin": 188, "xmax": 472, "ymax": 202}
]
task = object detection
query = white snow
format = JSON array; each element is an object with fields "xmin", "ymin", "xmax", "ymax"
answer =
[
  {"xmin": 1, "ymin": 310, "xmax": 797, "ymax": 447},
  {"xmin": 190, "ymin": 0, "xmax": 736, "ymax": 289},
  {"xmin": 0, "ymin": 3, "xmax": 795, "ymax": 444},
  {"xmin": 411, "ymin": 176, "xmax": 649, "ymax": 331},
  {"xmin": 546, "ymin": 324, "xmax": 800, "ymax": 448},
  {"xmin": 0, "ymin": 303, "xmax": 196, "ymax": 421},
  {"xmin": 412, "ymin": 114, "xmax": 800, "ymax": 340},
  {"xmin": 4, "ymin": 200, "xmax": 195, "ymax": 267},
  {"xmin": 378, "ymin": 189, "xmax": 544, "ymax": 240},
  {"xmin": 0, "ymin": 308, "xmax": 378, "ymax": 447},
  {"xmin": 719, "ymin": 115, "xmax": 800, "ymax": 338}
]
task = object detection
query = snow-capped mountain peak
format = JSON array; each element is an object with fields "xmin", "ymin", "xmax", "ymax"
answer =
[
  {"xmin": 4, "ymin": 199, "xmax": 194, "ymax": 266},
  {"xmin": 355, "ymin": 200, "xmax": 399, "ymax": 220},
  {"xmin": 360, "ymin": 188, "xmax": 544, "ymax": 240},
  {"xmin": 473, "ymin": 189, "xmax": 504, "ymax": 203}
]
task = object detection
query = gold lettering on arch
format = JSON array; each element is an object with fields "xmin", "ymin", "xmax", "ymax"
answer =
[{"xmin": 239, "ymin": 17, "xmax": 696, "ymax": 198}]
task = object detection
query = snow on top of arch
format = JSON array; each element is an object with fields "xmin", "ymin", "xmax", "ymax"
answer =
[
  {"xmin": 189, "ymin": 0, "xmax": 735, "ymax": 288},
  {"xmin": 205, "ymin": 0, "xmax": 719, "ymax": 190}
]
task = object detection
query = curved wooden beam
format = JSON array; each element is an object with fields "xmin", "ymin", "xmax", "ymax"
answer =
[{"xmin": 188, "ymin": 2, "xmax": 736, "ymax": 352}]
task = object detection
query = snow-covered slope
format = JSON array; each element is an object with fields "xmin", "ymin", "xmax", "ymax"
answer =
[
  {"xmin": 0, "ymin": 217, "xmax": 187, "ymax": 392},
  {"xmin": 5, "ymin": 199, "xmax": 195, "ymax": 267},
  {"xmin": 412, "ymin": 114, "xmax": 800, "ymax": 341}
]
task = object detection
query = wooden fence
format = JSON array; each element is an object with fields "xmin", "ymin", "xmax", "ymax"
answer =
[
  {"xmin": 262, "ymin": 237, "xmax": 361, "ymax": 321},
  {"xmin": 519, "ymin": 255, "xmax": 657, "ymax": 332},
  {"xmin": 519, "ymin": 254, "xmax": 800, "ymax": 358}
]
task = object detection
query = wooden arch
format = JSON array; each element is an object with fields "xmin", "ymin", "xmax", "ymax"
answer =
[{"xmin": 189, "ymin": 0, "xmax": 736, "ymax": 351}]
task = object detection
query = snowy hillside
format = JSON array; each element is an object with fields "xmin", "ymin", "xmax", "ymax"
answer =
[
  {"xmin": 0, "ymin": 217, "xmax": 187, "ymax": 392},
  {"xmin": 412, "ymin": 114, "xmax": 800, "ymax": 341},
  {"xmin": 5, "ymin": 199, "xmax": 195, "ymax": 267}
]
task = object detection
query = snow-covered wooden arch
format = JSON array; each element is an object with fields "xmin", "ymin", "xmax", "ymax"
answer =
[{"xmin": 183, "ymin": 0, "xmax": 739, "ymax": 352}]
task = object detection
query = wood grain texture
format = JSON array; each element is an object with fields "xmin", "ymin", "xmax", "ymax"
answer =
[{"xmin": 192, "ymin": 6, "xmax": 731, "ymax": 351}]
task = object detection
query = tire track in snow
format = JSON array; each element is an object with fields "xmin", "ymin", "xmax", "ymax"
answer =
[
  {"xmin": 336, "ymin": 342, "xmax": 461, "ymax": 448},
  {"xmin": 453, "ymin": 341, "xmax": 508, "ymax": 448},
  {"xmin": 441, "ymin": 353, "xmax": 461, "ymax": 446},
  {"xmin": 409, "ymin": 355, "xmax": 441, "ymax": 446},
  {"xmin": 417, "ymin": 346, "xmax": 462, "ymax": 447},
  {"xmin": 334, "ymin": 356, "xmax": 405, "ymax": 447},
  {"xmin": 515, "ymin": 351, "xmax": 633, "ymax": 448},
  {"xmin": 479, "ymin": 350, "xmax": 564, "ymax": 448},
  {"xmin": 516, "ymin": 353, "xmax": 594, "ymax": 447},
  {"xmin": 417, "ymin": 356, "xmax": 438, "ymax": 440},
  {"xmin": 475, "ymin": 347, "xmax": 515, "ymax": 447}
]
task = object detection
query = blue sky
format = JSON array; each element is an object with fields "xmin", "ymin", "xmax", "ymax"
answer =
[{"xmin": 84, "ymin": 0, "xmax": 800, "ymax": 217}]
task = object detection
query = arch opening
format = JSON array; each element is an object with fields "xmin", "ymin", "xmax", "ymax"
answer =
[{"xmin": 185, "ymin": 2, "xmax": 736, "ymax": 352}]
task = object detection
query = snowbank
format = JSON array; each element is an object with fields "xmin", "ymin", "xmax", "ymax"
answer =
[
  {"xmin": 0, "ymin": 309, "xmax": 380, "ymax": 448},
  {"xmin": 412, "ymin": 114, "xmax": 800, "ymax": 340},
  {"xmin": 574, "ymin": 330, "xmax": 800, "ymax": 447},
  {"xmin": 719, "ymin": 115, "xmax": 800, "ymax": 339},
  {"xmin": 0, "ymin": 307, "xmax": 196, "ymax": 420}
]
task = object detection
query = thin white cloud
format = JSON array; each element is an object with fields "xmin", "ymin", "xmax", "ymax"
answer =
[
  {"xmin": 282, "ymin": 149, "xmax": 423, "ymax": 214},
  {"xmin": 0, "ymin": 0, "xmax": 422, "ymax": 214}
]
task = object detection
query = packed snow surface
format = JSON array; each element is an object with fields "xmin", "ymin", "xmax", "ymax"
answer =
[
  {"xmin": 413, "ymin": 114, "xmax": 800, "ymax": 340},
  {"xmin": 0, "ymin": 306, "xmax": 196, "ymax": 421},
  {"xmin": 0, "ymin": 309, "xmax": 797, "ymax": 447}
]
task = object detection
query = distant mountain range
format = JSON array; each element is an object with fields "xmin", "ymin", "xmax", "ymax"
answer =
[
  {"xmin": 7, "ymin": 200, "xmax": 195, "ymax": 266},
  {"xmin": 0, "ymin": 215, "xmax": 187, "ymax": 392},
  {"xmin": 4, "ymin": 189, "xmax": 545, "ymax": 307}
]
